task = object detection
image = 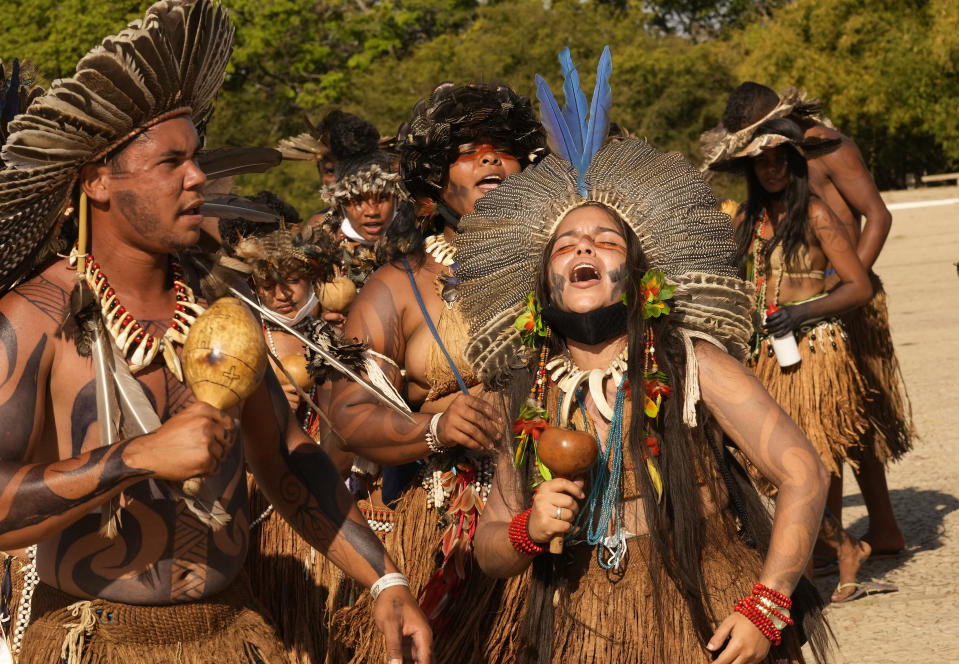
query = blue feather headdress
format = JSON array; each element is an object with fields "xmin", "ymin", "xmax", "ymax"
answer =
[{"xmin": 535, "ymin": 46, "xmax": 612, "ymax": 196}]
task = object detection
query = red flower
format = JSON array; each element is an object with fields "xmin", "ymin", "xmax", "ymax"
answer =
[
  {"xmin": 644, "ymin": 435, "xmax": 661, "ymax": 457},
  {"xmin": 512, "ymin": 418, "xmax": 548, "ymax": 440}
]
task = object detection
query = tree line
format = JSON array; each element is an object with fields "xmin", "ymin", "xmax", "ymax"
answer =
[{"xmin": 2, "ymin": 0, "xmax": 956, "ymax": 212}]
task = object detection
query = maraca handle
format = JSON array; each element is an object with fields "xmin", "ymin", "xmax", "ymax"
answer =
[{"xmin": 550, "ymin": 535, "xmax": 564, "ymax": 554}]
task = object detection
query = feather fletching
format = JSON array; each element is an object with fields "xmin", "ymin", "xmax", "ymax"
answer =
[
  {"xmin": 534, "ymin": 74, "xmax": 574, "ymax": 162},
  {"xmin": 584, "ymin": 46, "xmax": 613, "ymax": 164},
  {"xmin": 559, "ymin": 48, "xmax": 588, "ymax": 157},
  {"xmin": 536, "ymin": 46, "xmax": 613, "ymax": 196}
]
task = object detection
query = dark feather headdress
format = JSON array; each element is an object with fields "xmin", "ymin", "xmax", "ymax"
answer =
[
  {"xmin": 0, "ymin": 0, "xmax": 235, "ymax": 292},
  {"xmin": 319, "ymin": 112, "xmax": 406, "ymax": 207},
  {"xmin": 397, "ymin": 82, "xmax": 548, "ymax": 203},
  {"xmin": 700, "ymin": 82, "xmax": 835, "ymax": 172},
  {"xmin": 453, "ymin": 49, "xmax": 754, "ymax": 425}
]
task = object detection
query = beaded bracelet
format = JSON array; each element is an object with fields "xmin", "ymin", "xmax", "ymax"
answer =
[
  {"xmin": 734, "ymin": 597, "xmax": 782, "ymax": 645},
  {"xmin": 752, "ymin": 583, "xmax": 792, "ymax": 609},
  {"xmin": 734, "ymin": 585, "xmax": 795, "ymax": 645},
  {"xmin": 370, "ymin": 572, "xmax": 410, "ymax": 601},
  {"xmin": 508, "ymin": 508, "xmax": 545, "ymax": 556},
  {"xmin": 425, "ymin": 412, "xmax": 446, "ymax": 454}
]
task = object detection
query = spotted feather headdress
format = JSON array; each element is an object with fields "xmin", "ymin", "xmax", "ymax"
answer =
[
  {"xmin": 452, "ymin": 49, "xmax": 753, "ymax": 425},
  {"xmin": 0, "ymin": 0, "xmax": 234, "ymax": 291}
]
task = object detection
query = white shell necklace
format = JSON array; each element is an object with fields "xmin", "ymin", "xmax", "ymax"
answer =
[
  {"xmin": 424, "ymin": 234, "xmax": 456, "ymax": 266},
  {"xmin": 546, "ymin": 348, "xmax": 628, "ymax": 427}
]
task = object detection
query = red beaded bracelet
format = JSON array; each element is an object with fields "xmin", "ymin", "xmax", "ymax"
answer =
[
  {"xmin": 508, "ymin": 508, "xmax": 546, "ymax": 556},
  {"xmin": 734, "ymin": 598, "xmax": 782, "ymax": 645},
  {"xmin": 752, "ymin": 583, "xmax": 792, "ymax": 610}
]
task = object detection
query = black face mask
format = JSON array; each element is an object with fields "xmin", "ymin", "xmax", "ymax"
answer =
[{"xmin": 541, "ymin": 301, "xmax": 628, "ymax": 346}]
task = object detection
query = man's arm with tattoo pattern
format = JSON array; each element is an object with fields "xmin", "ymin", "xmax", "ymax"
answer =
[
  {"xmin": 243, "ymin": 371, "xmax": 397, "ymax": 586},
  {"xmin": 0, "ymin": 282, "xmax": 240, "ymax": 550},
  {"xmin": 0, "ymin": 291, "xmax": 149, "ymax": 548}
]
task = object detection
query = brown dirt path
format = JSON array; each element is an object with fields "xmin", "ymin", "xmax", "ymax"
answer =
[{"xmin": 804, "ymin": 186, "xmax": 959, "ymax": 663}]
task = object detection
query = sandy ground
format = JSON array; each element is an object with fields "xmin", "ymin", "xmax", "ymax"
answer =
[{"xmin": 802, "ymin": 186, "xmax": 959, "ymax": 663}]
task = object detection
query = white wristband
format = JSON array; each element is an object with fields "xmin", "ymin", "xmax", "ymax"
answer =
[
  {"xmin": 370, "ymin": 572, "xmax": 409, "ymax": 601},
  {"xmin": 425, "ymin": 412, "xmax": 446, "ymax": 454}
]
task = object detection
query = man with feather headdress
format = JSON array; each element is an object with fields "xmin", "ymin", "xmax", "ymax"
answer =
[{"xmin": 0, "ymin": 2, "xmax": 431, "ymax": 662}]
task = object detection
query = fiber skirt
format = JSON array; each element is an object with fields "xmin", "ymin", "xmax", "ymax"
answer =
[
  {"xmin": 4, "ymin": 554, "xmax": 285, "ymax": 664},
  {"xmin": 330, "ymin": 458, "xmax": 524, "ymax": 664},
  {"xmin": 749, "ymin": 318, "xmax": 872, "ymax": 476},
  {"xmin": 245, "ymin": 474, "xmax": 345, "ymax": 664},
  {"xmin": 542, "ymin": 518, "xmax": 812, "ymax": 664},
  {"xmin": 841, "ymin": 273, "xmax": 914, "ymax": 464}
]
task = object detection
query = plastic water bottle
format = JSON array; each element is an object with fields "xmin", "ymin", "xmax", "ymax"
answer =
[{"xmin": 765, "ymin": 305, "xmax": 801, "ymax": 368}]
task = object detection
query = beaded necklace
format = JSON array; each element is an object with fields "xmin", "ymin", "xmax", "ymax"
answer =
[
  {"xmin": 572, "ymin": 380, "xmax": 628, "ymax": 569},
  {"xmin": 81, "ymin": 251, "xmax": 204, "ymax": 379},
  {"xmin": 748, "ymin": 210, "xmax": 785, "ymax": 356}
]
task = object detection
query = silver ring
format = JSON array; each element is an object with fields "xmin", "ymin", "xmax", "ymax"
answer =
[{"xmin": 555, "ymin": 507, "xmax": 563, "ymax": 520}]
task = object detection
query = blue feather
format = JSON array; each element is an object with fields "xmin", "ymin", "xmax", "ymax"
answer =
[
  {"xmin": 583, "ymin": 46, "xmax": 613, "ymax": 171},
  {"xmin": 535, "ymin": 73, "xmax": 575, "ymax": 162},
  {"xmin": 558, "ymin": 48, "xmax": 588, "ymax": 158}
]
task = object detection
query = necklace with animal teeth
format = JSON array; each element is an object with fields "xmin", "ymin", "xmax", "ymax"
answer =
[
  {"xmin": 424, "ymin": 234, "xmax": 456, "ymax": 266},
  {"xmin": 83, "ymin": 253, "xmax": 205, "ymax": 380},
  {"xmin": 546, "ymin": 347, "xmax": 628, "ymax": 427}
]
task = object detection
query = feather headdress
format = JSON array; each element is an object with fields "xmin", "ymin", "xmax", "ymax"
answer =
[
  {"xmin": 700, "ymin": 83, "xmax": 835, "ymax": 172},
  {"xmin": 0, "ymin": 0, "xmax": 234, "ymax": 292},
  {"xmin": 397, "ymin": 82, "xmax": 548, "ymax": 202},
  {"xmin": 319, "ymin": 112, "xmax": 406, "ymax": 207},
  {"xmin": 452, "ymin": 49, "xmax": 754, "ymax": 425}
]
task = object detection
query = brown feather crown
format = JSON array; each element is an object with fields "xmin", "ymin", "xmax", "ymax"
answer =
[
  {"xmin": 320, "ymin": 112, "xmax": 406, "ymax": 207},
  {"xmin": 452, "ymin": 138, "xmax": 754, "ymax": 411},
  {"xmin": 0, "ymin": 0, "xmax": 234, "ymax": 291},
  {"xmin": 700, "ymin": 82, "xmax": 834, "ymax": 172},
  {"xmin": 397, "ymin": 82, "xmax": 548, "ymax": 202}
]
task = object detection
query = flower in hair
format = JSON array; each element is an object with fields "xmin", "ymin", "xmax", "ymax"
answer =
[
  {"xmin": 514, "ymin": 292, "xmax": 547, "ymax": 347},
  {"xmin": 639, "ymin": 270, "xmax": 676, "ymax": 319}
]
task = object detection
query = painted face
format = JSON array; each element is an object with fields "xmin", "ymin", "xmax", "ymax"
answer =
[
  {"xmin": 440, "ymin": 141, "xmax": 520, "ymax": 216},
  {"xmin": 104, "ymin": 115, "xmax": 207, "ymax": 253},
  {"xmin": 255, "ymin": 270, "xmax": 313, "ymax": 317},
  {"xmin": 546, "ymin": 206, "xmax": 628, "ymax": 314},
  {"xmin": 753, "ymin": 145, "xmax": 790, "ymax": 194},
  {"xmin": 343, "ymin": 192, "xmax": 396, "ymax": 242}
]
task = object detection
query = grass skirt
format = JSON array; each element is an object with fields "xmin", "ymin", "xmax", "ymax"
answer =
[
  {"xmin": 840, "ymin": 273, "xmax": 914, "ymax": 464},
  {"xmin": 543, "ymin": 518, "xmax": 812, "ymax": 663},
  {"xmin": 329, "ymin": 464, "xmax": 526, "ymax": 663},
  {"xmin": 4, "ymin": 554, "xmax": 285, "ymax": 664},
  {"xmin": 245, "ymin": 473, "xmax": 344, "ymax": 664},
  {"xmin": 748, "ymin": 318, "xmax": 871, "ymax": 476}
]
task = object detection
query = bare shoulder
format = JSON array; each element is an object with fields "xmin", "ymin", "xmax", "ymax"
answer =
[
  {"xmin": 344, "ymin": 260, "xmax": 412, "ymax": 356},
  {"xmin": 803, "ymin": 123, "xmax": 845, "ymax": 142},
  {"xmin": 1, "ymin": 259, "xmax": 74, "ymax": 331}
]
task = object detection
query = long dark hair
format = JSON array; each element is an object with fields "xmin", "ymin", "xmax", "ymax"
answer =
[
  {"xmin": 732, "ymin": 119, "xmax": 812, "ymax": 277},
  {"xmin": 503, "ymin": 206, "xmax": 829, "ymax": 663}
]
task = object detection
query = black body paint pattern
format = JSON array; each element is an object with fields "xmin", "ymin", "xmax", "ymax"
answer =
[
  {"xmin": 0, "ymin": 314, "xmax": 17, "ymax": 383},
  {"xmin": 0, "ymin": 334, "xmax": 47, "ymax": 460},
  {"xmin": 14, "ymin": 277, "xmax": 69, "ymax": 326}
]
